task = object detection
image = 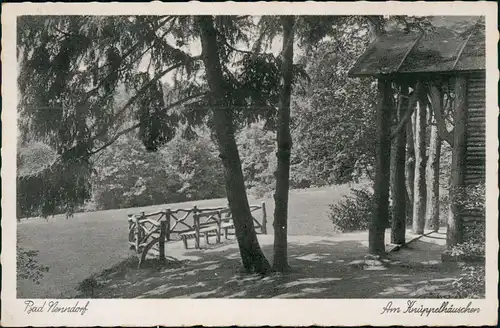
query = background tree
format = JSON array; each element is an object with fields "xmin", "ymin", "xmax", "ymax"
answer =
[
  {"xmin": 290, "ymin": 19, "xmax": 377, "ymax": 186},
  {"xmin": 17, "ymin": 15, "xmax": 203, "ymax": 215},
  {"xmin": 90, "ymin": 132, "xmax": 183, "ymax": 210},
  {"xmin": 17, "ymin": 142, "xmax": 58, "ymax": 218},
  {"xmin": 237, "ymin": 121, "xmax": 276, "ymax": 198},
  {"xmin": 17, "ymin": 15, "xmax": 277, "ymax": 274}
]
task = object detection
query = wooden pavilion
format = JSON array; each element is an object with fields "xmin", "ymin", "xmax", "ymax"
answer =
[{"xmin": 348, "ymin": 16, "xmax": 485, "ymax": 252}]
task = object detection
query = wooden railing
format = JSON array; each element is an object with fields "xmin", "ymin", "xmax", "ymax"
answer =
[{"xmin": 128, "ymin": 202, "xmax": 267, "ymax": 268}]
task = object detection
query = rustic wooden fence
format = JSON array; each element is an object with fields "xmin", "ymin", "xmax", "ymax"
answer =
[{"xmin": 128, "ymin": 202, "xmax": 267, "ymax": 268}]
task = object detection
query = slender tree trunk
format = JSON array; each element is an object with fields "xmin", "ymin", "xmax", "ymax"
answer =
[
  {"xmin": 447, "ymin": 76, "xmax": 467, "ymax": 246},
  {"xmin": 412, "ymin": 88, "xmax": 428, "ymax": 234},
  {"xmin": 389, "ymin": 140, "xmax": 397, "ymax": 227},
  {"xmin": 273, "ymin": 16, "xmax": 294, "ymax": 272},
  {"xmin": 197, "ymin": 16, "xmax": 271, "ymax": 274},
  {"xmin": 369, "ymin": 78, "xmax": 392, "ymax": 255},
  {"xmin": 405, "ymin": 115, "xmax": 415, "ymax": 223},
  {"xmin": 391, "ymin": 84, "xmax": 408, "ymax": 244},
  {"xmin": 425, "ymin": 118, "xmax": 441, "ymax": 231}
]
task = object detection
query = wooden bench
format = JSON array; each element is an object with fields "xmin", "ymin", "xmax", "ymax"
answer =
[
  {"xmin": 179, "ymin": 203, "xmax": 267, "ymax": 249},
  {"xmin": 180, "ymin": 210, "xmax": 235, "ymax": 249}
]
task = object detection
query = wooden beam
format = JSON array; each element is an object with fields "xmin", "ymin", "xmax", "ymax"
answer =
[
  {"xmin": 447, "ymin": 76, "xmax": 468, "ymax": 247},
  {"xmin": 412, "ymin": 80, "xmax": 428, "ymax": 235},
  {"xmin": 391, "ymin": 82, "xmax": 408, "ymax": 244}
]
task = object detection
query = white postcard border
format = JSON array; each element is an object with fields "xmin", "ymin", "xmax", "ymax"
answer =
[{"xmin": 2, "ymin": 2, "xmax": 498, "ymax": 326}]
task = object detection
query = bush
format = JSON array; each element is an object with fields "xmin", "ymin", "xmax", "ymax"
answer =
[
  {"xmin": 17, "ymin": 238, "xmax": 50, "ymax": 284},
  {"xmin": 442, "ymin": 183, "xmax": 485, "ymax": 262},
  {"xmin": 76, "ymin": 274, "xmax": 101, "ymax": 298},
  {"xmin": 329, "ymin": 187, "xmax": 377, "ymax": 232},
  {"xmin": 17, "ymin": 142, "xmax": 92, "ymax": 219},
  {"xmin": 450, "ymin": 264, "xmax": 485, "ymax": 298},
  {"xmin": 443, "ymin": 222, "xmax": 485, "ymax": 263},
  {"xmin": 448, "ymin": 241, "xmax": 485, "ymax": 260}
]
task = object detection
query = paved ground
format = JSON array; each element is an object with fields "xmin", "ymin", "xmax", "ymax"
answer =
[{"xmin": 76, "ymin": 229, "xmax": 455, "ymax": 299}]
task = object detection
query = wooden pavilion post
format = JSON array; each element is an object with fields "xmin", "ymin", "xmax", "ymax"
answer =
[
  {"xmin": 159, "ymin": 218, "xmax": 167, "ymax": 262},
  {"xmin": 193, "ymin": 206, "xmax": 200, "ymax": 249},
  {"xmin": 165, "ymin": 209, "xmax": 171, "ymax": 241},
  {"xmin": 391, "ymin": 82, "xmax": 409, "ymax": 245},
  {"xmin": 412, "ymin": 85, "xmax": 428, "ymax": 235},
  {"xmin": 261, "ymin": 202, "xmax": 267, "ymax": 234},
  {"xmin": 447, "ymin": 76, "xmax": 468, "ymax": 246},
  {"xmin": 369, "ymin": 77, "xmax": 393, "ymax": 255}
]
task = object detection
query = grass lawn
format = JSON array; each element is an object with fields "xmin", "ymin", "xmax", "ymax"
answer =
[{"xmin": 17, "ymin": 184, "xmax": 360, "ymax": 298}]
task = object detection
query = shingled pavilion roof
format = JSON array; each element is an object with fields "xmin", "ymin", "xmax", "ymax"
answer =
[{"xmin": 348, "ymin": 16, "xmax": 485, "ymax": 77}]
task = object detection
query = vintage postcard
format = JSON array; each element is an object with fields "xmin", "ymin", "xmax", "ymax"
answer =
[{"xmin": 2, "ymin": 2, "xmax": 498, "ymax": 326}]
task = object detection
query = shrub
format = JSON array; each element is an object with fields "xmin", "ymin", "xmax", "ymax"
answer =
[
  {"xmin": 443, "ymin": 183, "xmax": 486, "ymax": 262},
  {"xmin": 17, "ymin": 240, "xmax": 50, "ymax": 285},
  {"xmin": 76, "ymin": 274, "xmax": 101, "ymax": 298},
  {"xmin": 443, "ymin": 221, "xmax": 485, "ymax": 263},
  {"xmin": 459, "ymin": 183, "xmax": 486, "ymax": 212},
  {"xmin": 463, "ymin": 222, "xmax": 486, "ymax": 246},
  {"xmin": 450, "ymin": 264, "xmax": 485, "ymax": 298},
  {"xmin": 448, "ymin": 240, "xmax": 485, "ymax": 259},
  {"xmin": 329, "ymin": 187, "xmax": 376, "ymax": 232}
]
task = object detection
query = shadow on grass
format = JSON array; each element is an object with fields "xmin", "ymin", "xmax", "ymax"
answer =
[{"xmin": 75, "ymin": 238, "xmax": 469, "ymax": 299}]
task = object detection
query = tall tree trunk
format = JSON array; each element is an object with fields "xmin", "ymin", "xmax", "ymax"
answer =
[
  {"xmin": 425, "ymin": 117, "xmax": 441, "ymax": 231},
  {"xmin": 369, "ymin": 78, "xmax": 392, "ymax": 255},
  {"xmin": 197, "ymin": 16, "xmax": 271, "ymax": 274},
  {"xmin": 447, "ymin": 76, "xmax": 467, "ymax": 246},
  {"xmin": 391, "ymin": 84, "xmax": 408, "ymax": 244},
  {"xmin": 412, "ymin": 87, "xmax": 428, "ymax": 234},
  {"xmin": 273, "ymin": 16, "xmax": 294, "ymax": 272},
  {"xmin": 405, "ymin": 115, "xmax": 415, "ymax": 223},
  {"xmin": 389, "ymin": 84, "xmax": 397, "ymax": 227}
]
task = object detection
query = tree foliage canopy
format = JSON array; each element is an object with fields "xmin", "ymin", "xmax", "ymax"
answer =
[
  {"xmin": 17, "ymin": 16, "xmax": 288, "ymax": 216},
  {"xmin": 17, "ymin": 15, "xmax": 399, "ymax": 217}
]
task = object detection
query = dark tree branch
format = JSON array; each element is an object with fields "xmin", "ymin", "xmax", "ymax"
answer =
[
  {"xmin": 223, "ymin": 40, "xmax": 255, "ymax": 55},
  {"xmin": 89, "ymin": 123, "xmax": 141, "ymax": 156},
  {"xmin": 85, "ymin": 18, "xmax": 177, "ymax": 99},
  {"xmin": 428, "ymin": 82, "xmax": 454, "ymax": 147},
  {"xmin": 89, "ymin": 61, "xmax": 188, "ymax": 138},
  {"xmin": 88, "ymin": 91, "xmax": 207, "ymax": 156}
]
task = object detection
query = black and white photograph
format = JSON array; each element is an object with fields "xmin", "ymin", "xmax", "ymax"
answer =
[{"xmin": 2, "ymin": 2, "xmax": 498, "ymax": 327}]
